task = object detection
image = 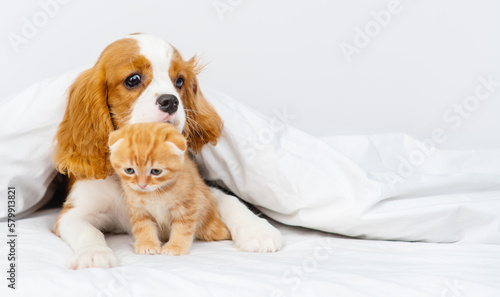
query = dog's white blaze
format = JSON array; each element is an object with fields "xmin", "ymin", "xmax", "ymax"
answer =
[{"xmin": 127, "ymin": 34, "xmax": 186, "ymax": 132}]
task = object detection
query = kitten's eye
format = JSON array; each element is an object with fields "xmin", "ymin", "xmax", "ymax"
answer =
[
  {"xmin": 124, "ymin": 74, "xmax": 141, "ymax": 89},
  {"xmin": 150, "ymin": 169, "xmax": 162, "ymax": 176},
  {"xmin": 175, "ymin": 77, "xmax": 184, "ymax": 89},
  {"xmin": 124, "ymin": 168, "xmax": 135, "ymax": 175}
]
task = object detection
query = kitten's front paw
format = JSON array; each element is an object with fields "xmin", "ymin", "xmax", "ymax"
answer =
[
  {"xmin": 69, "ymin": 246, "xmax": 119, "ymax": 269},
  {"xmin": 161, "ymin": 244, "xmax": 189, "ymax": 256},
  {"xmin": 134, "ymin": 242, "xmax": 161, "ymax": 255},
  {"xmin": 233, "ymin": 217, "xmax": 283, "ymax": 253}
]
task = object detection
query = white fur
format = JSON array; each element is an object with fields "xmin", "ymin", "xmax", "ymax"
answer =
[
  {"xmin": 210, "ymin": 187, "xmax": 283, "ymax": 252},
  {"xmin": 127, "ymin": 34, "xmax": 186, "ymax": 133},
  {"xmin": 57, "ymin": 34, "xmax": 283, "ymax": 269},
  {"xmin": 57, "ymin": 175, "xmax": 130, "ymax": 269}
]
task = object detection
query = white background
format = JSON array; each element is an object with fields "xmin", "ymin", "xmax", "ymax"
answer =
[{"xmin": 1, "ymin": 0, "xmax": 499, "ymax": 149}]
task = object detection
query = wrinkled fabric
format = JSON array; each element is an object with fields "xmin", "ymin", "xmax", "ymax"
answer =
[
  {"xmin": 0, "ymin": 70, "xmax": 81, "ymax": 220},
  {"xmin": 197, "ymin": 89, "xmax": 500, "ymax": 244}
]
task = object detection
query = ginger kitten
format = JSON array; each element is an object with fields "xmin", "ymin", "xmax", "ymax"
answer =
[{"xmin": 108, "ymin": 122, "xmax": 231, "ymax": 256}]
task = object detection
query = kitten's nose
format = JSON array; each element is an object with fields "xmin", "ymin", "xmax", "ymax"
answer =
[{"xmin": 138, "ymin": 183, "xmax": 148, "ymax": 190}]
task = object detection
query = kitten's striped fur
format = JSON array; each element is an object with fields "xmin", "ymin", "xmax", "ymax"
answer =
[{"xmin": 109, "ymin": 122, "xmax": 231, "ymax": 256}]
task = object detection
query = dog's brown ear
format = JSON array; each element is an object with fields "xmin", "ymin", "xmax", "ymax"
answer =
[
  {"xmin": 54, "ymin": 66, "xmax": 115, "ymax": 180},
  {"xmin": 182, "ymin": 56, "xmax": 223, "ymax": 153}
]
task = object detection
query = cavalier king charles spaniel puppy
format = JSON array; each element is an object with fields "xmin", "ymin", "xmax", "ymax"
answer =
[{"xmin": 53, "ymin": 34, "xmax": 282, "ymax": 269}]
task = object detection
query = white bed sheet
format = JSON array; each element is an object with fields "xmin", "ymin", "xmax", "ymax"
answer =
[{"xmin": 1, "ymin": 208, "xmax": 499, "ymax": 297}]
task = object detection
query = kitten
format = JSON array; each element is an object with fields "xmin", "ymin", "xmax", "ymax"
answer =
[{"xmin": 108, "ymin": 122, "xmax": 231, "ymax": 256}]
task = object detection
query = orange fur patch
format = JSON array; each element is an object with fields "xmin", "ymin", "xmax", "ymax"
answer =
[
  {"xmin": 54, "ymin": 38, "xmax": 152, "ymax": 180},
  {"xmin": 53, "ymin": 201, "xmax": 73, "ymax": 236},
  {"xmin": 169, "ymin": 48, "xmax": 223, "ymax": 153},
  {"xmin": 109, "ymin": 123, "xmax": 230, "ymax": 255},
  {"xmin": 54, "ymin": 37, "xmax": 223, "ymax": 181}
]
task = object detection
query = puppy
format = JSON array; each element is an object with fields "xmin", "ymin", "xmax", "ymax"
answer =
[{"xmin": 53, "ymin": 34, "xmax": 283, "ymax": 269}]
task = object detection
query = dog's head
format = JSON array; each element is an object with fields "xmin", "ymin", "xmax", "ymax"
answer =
[{"xmin": 55, "ymin": 34, "xmax": 222, "ymax": 180}]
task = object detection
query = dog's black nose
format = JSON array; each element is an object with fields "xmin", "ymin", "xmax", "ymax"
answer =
[{"xmin": 156, "ymin": 94, "xmax": 179, "ymax": 114}]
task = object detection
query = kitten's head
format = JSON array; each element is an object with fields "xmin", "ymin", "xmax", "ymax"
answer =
[{"xmin": 108, "ymin": 122, "xmax": 187, "ymax": 193}]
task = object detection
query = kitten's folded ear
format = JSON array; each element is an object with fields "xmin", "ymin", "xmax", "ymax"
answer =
[
  {"xmin": 108, "ymin": 130, "xmax": 123, "ymax": 152},
  {"xmin": 165, "ymin": 133, "xmax": 187, "ymax": 157}
]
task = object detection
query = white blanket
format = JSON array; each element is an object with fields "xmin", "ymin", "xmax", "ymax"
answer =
[
  {"xmin": 197, "ymin": 89, "xmax": 500, "ymax": 244},
  {"xmin": 1, "ymin": 71, "xmax": 500, "ymax": 244},
  {"xmin": 0, "ymin": 209, "xmax": 499, "ymax": 297}
]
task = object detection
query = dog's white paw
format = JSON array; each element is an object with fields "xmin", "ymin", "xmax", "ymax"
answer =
[
  {"xmin": 232, "ymin": 217, "xmax": 283, "ymax": 253},
  {"xmin": 69, "ymin": 246, "xmax": 119, "ymax": 269}
]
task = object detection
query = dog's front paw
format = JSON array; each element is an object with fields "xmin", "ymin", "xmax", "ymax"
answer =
[
  {"xmin": 69, "ymin": 246, "xmax": 119, "ymax": 269},
  {"xmin": 161, "ymin": 243, "xmax": 189, "ymax": 256},
  {"xmin": 134, "ymin": 242, "xmax": 161, "ymax": 255},
  {"xmin": 232, "ymin": 217, "xmax": 283, "ymax": 253}
]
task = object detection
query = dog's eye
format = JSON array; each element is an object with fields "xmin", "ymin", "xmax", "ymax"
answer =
[
  {"xmin": 124, "ymin": 74, "xmax": 141, "ymax": 89},
  {"xmin": 150, "ymin": 169, "xmax": 162, "ymax": 176},
  {"xmin": 175, "ymin": 77, "xmax": 184, "ymax": 89},
  {"xmin": 124, "ymin": 168, "xmax": 135, "ymax": 175}
]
